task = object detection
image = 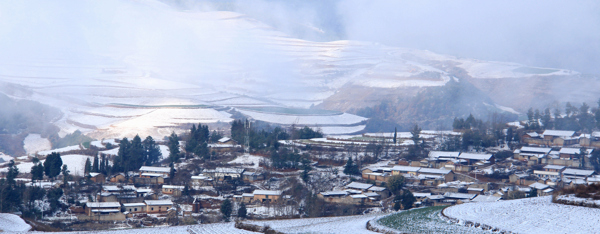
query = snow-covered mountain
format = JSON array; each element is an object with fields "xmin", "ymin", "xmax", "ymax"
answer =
[{"xmin": 0, "ymin": 0, "xmax": 590, "ymax": 138}]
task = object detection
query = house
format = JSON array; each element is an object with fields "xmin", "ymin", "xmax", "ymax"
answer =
[
  {"xmin": 234, "ymin": 193, "xmax": 255, "ymax": 203},
  {"xmin": 203, "ymin": 167, "xmax": 244, "ymax": 181},
  {"xmin": 252, "ymin": 190, "xmax": 282, "ymax": 203},
  {"xmin": 88, "ymin": 172, "xmax": 105, "ymax": 183},
  {"xmin": 391, "ymin": 166, "xmax": 420, "ymax": 176},
  {"xmin": 458, "ymin": 153, "xmax": 494, "ymax": 165},
  {"xmin": 242, "ymin": 171, "xmax": 264, "ymax": 182},
  {"xmin": 509, "ymin": 173, "xmax": 538, "ymax": 186},
  {"xmin": 318, "ymin": 191, "xmax": 349, "ymax": 203},
  {"xmin": 443, "ymin": 192, "xmax": 476, "ymax": 204},
  {"xmin": 542, "ymin": 130, "xmax": 577, "ymax": 146},
  {"xmin": 123, "ymin": 203, "xmax": 146, "ymax": 213},
  {"xmin": 217, "ymin": 137, "xmax": 234, "ymax": 145},
  {"xmin": 85, "ymin": 202, "xmax": 121, "ymax": 216},
  {"xmin": 145, "ymin": 200, "xmax": 173, "ymax": 213},
  {"xmin": 139, "ymin": 166, "xmax": 171, "ymax": 177},
  {"xmin": 109, "ymin": 174, "xmax": 126, "ymax": 183},
  {"xmin": 162, "ymin": 185, "xmax": 185, "ymax": 196},
  {"xmin": 367, "ymin": 186, "xmax": 390, "ymax": 199},
  {"xmin": 345, "ymin": 182, "xmax": 373, "ymax": 191},
  {"xmin": 191, "ymin": 174, "xmax": 213, "ymax": 186},
  {"xmin": 136, "ymin": 188, "xmax": 152, "ymax": 198},
  {"xmin": 562, "ymin": 168, "xmax": 595, "ymax": 180},
  {"xmin": 533, "ymin": 165, "xmax": 565, "ymax": 179},
  {"xmin": 84, "ymin": 202, "xmax": 122, "ymax": 217},
  {"xmin": 418, "ymin": 168, "xmax": 454, "ymax": 183},
  {"xmin": 99, "ymin": 185, "xmax": 140, "ymax": 203}
]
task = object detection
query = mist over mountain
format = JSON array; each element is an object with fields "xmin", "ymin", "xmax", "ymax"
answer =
[{"xmin": 0, "ymin": 0, "xmax": 598, "ymax": 146}]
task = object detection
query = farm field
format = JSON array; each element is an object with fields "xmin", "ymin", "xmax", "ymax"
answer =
[
  {"xmin": 444, "ymin": 196, "xmax": 600, "ymax": 234},
  {"xmin": 246, "ymin": 213, "xmax": 382, "ymax": 234},
  {"xmin": 376, "ymin": 206, "xmax": 486, "ymax": 234}
]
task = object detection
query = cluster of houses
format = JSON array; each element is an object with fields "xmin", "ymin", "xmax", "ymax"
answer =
[
  {"xmin": 514, "ymin": 146, "xmax": 593, "ymax": 168},
  {"xmin": 523, "ymin": 129, "xmax": 600, "ymax": 148},
  {"xmin": 318, "ymin": 182, "xmax": 390, "ymax": 204}
]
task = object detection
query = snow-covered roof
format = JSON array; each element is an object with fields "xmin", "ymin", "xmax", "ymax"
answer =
[
  {"xmin": 163, "ymin": 185, "xmax": 185, "ymax": 190},
  {"xmin": 471, "ymin": 195, "xmax": 501, "ymax": 202},
  {"xmin": 520, "ymin": 147, "xmax": 552, "ymax": 154},
  {"xmin": 419, "ymin": 168, "xmax": 452, "ymax": 175},
  {"xmin": 428, "ymin": 151, "xmax": 460, "ymax": 159},
  {"xmin": 145, "ymin": 200, "xmax": 173, "ymax": 206},
  {"xmin": 467, "ymin": 187, "xmax": 484, "ymax": 192},
  {"xmin": 559, "ymin": 148, "xmax": 583, "ymax": 155},
  {"xmin": 321, "ymin": 191, "xmax": 348, "ymax": 196},
  {"xmin": 427, "ymin": 195, "xmax": 445, "ymax": 200},
  {"xmin": 139, "ymin": 166, "xmax": 171, "ymax": 173},
  {"xmin": 364, "ymin": 192, "xmax": 380, "ymax": 197},
  {"xmin": 253, "ymin": 190, "xmax": 282, "ymax": 196},
  {"xmin": 345, "ymin": 182, "xmax": 373, "ymax": 190},
  {"xmin": 459, "ymin": 153, "xmax": 493, "ymax": 161},
  {"xmin": 542, "ymin": 130, "xmax": 575, "ymax": 137},
  {"xmin": 367, "ymin": 186, "xmax": 387, "ymax": 192},
  {"xmin": 103, "ymin": 185, "xmax": 136, "ymax": 191},
  {"xmin": 543, "ymin": 165, "xmax": 566, "ymax": 170},
  {"xmin": 350, "ymin": 194, "xmax": 367, "ymax": 199},
  {"xmin": 86, "ymin": 202, "xmax": 121, "ymax": 208},
  {"xmin": 563, "ymin": 168, "xmax": 595, "ymax": 177},
  {"xmin": 91, "ymin": 209, "xmax": 120, "ymax": 213},
  {"xmin": 191, "ymin": 175, "xmax": 211, "ymax": 180},
  {"xmin": 529, "ymin": 182, "xmax": 550, "ymax": 190},
  {"xmin": 89, "ymin": 172, "xmax": 101, "ymax": 177},
  {"xmin": 413, "ymin": 192, "xmax": 431, "ymax": 197},
  {"xmin": 391, "ymin": 165, "xmax": 420, "ymax": 172},
  {"xmin": 526, "ymin": 132, "xmax": 539, "ymax": 138},
  {"xmin": 123, "ymin": 203, "xmax": 146, "ymax": 207},
  {"xmin": 136, "ymin": 188, "xmax": 152, "ymax": 193},
  {"xmin": 204, "ymin": 167, "xmax": 245, "ymax": 174},
  {"xmin": 218, "ymin": 137, "xmax": 231, "ymax": 143}
]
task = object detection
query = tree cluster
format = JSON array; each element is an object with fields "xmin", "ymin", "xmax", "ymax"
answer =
[{"xmin": 113, "ymin": 135, "xmax": 162, "ymax": 173}]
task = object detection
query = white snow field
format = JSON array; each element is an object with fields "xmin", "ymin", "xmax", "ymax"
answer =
[
  {"xmin": 444, "ymin": 196, "xmax": 600, "ymax": 233},
  {"xmin": 0, "ymin": 154, "xmax": 92, "ymax": 175},
  {"xmin": 246, "ymin": 213, "xmax": 381, "ymax": 233},
  {"xmin": 228, "ymin": 154, "xmax": 263, "ymax": 169},
  {"xmin": 0, "ymin": 213, "xmax": 32, "ymax": 232},
  {"xmin": 28, "ymin": 222, "xmax": 254, "ymax": 234},
  {"xmin": 23, "ymin": 134, "xmax": 52, "ymax": 155}
]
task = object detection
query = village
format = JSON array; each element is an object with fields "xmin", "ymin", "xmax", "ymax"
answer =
[{"xmin": 2, "ymin": 117, "xmax": 600, "ymax": 231}]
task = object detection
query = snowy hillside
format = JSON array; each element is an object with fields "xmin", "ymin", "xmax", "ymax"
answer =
[
  {"xmin": 444, "ymin": 196, "xmax": 600, "ymax": 233},
  {"xmin": 0, "ymin": 0, "xmax": 582, "ymax": 138}
]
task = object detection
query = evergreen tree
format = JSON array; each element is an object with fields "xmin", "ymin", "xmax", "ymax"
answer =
[
  {"xmin": 116, "ymin": 137, "xmax": 130, "ymax": 172},
  {"xmin": 61, "ymin": 165, "xmax": 70, "ymax": 187},
  {"xmin": 343, "ymin": 157, "xmax": 359, "ymax": 175},
  {"xmin": 410, "ymin": 124, "xmax": 421, "ymax": 146},
  {"xmin": 237, "ymin": 202, "xmax": 247, "ymax": 219},
  {"xmin": 129, "ymin": 135, "xmax": 144, "ymax": 170},
  {"xmin": 168, "ymin": 132, "xmax": 180, "ymax": 163},
  {"xmin": 84, "ymin": 158, "xmax": 91, "ymax": 175},
  {"xmin": 143, "ymin": 136, "xmax": 161, "ymax": 166},
  {"xmin": 31, "ymin": 163, "xmax": 44, "ymax": 183},
  {"xmin": 393, "ymin": 127, "xmax": 397, "ymax": 144},
  {"xmin": 6, "ymin": 160, "xmax": 19, "ymax": 184},
  {"xmin": 100, "ymin": 154, "xmax": 106, "ymax": 174},
  {"xmin": 44, "ymin": 152, "xmax": 63, "ymax": 180},
  {"xmin": 529, "ymin": 188, "xmax": 538, "ymax": 197},
  {"xmin": 92, "ymin": 154, "xmax": 99, "ymax": 172},
  {"xmin": 220, "ymin": 199, "xmax": 232, "ymax": 221}
]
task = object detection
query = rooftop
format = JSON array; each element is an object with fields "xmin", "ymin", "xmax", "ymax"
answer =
[
  {"xmin": 345, "ymin": 182, "xmax": 373, "ymax": 190},
  {"xmin": 139, "ymin": 166, "xmax": 171, "ymax": 173},
  {"xmin": 542, "ymin": 130, "xmax": 575, "ymax": 137},
  {"xmin": 145, "ymin": 200, "xmax": 174, "ymax": 206}
]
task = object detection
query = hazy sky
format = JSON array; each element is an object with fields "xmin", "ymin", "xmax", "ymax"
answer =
[{"xmin": 188, "ymin": 0, "xmax": 600, "ymax": 74}]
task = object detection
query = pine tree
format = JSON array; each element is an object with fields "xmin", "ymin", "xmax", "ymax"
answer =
[
  {"xmin": 168, "ymin": 132, "xmax": 180, "ymax": 163},
  {"xmin": 143, "ymin": 136, "xmax": 161, "ymax": 166},
  {"xmin": 220, "ymin": 199, "xmax": 232, "ymax": 221},
  {"xmin": 84, "ymin": 158, "xmax": 91, "ymax": 175},
  {"xmin": 92, "ymin": 154, "xmax": 99, "ymax": 172},
  {"xmin": 61, "ymin": 165, "xmax": 70, "ymax": 187},
  {"xmin": 31, "ymin": 163, "xmax": 44, "ymax": 183},
  {"xmin": 44, "ymin": 152, "xmax": 63, "ymax": 180},
  {"xmin": 129, "ymin": 135, "xmax": 144, "ymax": 170},
  {"xmin": 393, "ymin": 127, "xmax": 397, "ymax": 144},
  {"xmin": 343, "ymin": 157, "xmax": 359, "ymax": 175},
  {"xmin": 237, "ymin": 202, "xmax": 247, "ymax": 219}
]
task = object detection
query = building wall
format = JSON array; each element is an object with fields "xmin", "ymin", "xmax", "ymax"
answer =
[{"xmin": 146, "ymin": 205, "xmax": 172, "ymax": 213}]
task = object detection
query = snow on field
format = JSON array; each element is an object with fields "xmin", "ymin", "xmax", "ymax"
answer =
[
  {"xmin": 101, "ymin": 147, "xmax": 120, "ymax": 156},
  {"xmin": 236, "ymin": 109, "xmax": 366, "ymax": 126},
  {"xmin": 444, "ymin": 196, "xmax": 600, "ymax": 233},
  {"xmin": 228, "ymin": 154, "xmax": 262, "ymax": 168},
  {"xmin": 247, "ymin": 213, "xmax": 381, "ymax": 234},
  {"xmin": 23, "ymin": 134, "xmax": 52, "ymax": 155},
  {"xmin": 38, "ymin": 145, "xmax": 82, "ymax": 156},
  {"xmin": 318, "ymin": 125, "xmax": 366, "ymax": 135},
  {"xmin": 0, "ymin": 154, "xmax": 93, "ymax": 175},
  {"xmin": 158, "ymin": 145, "xmax": 169, "ymax": 160},
  {"xmin": 0, "ymin": 213, "xmax": 32, "ymax": 232},
  {"xmin": 60, "ymin": 154, "xmax": 95, "ymax": 176}
]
